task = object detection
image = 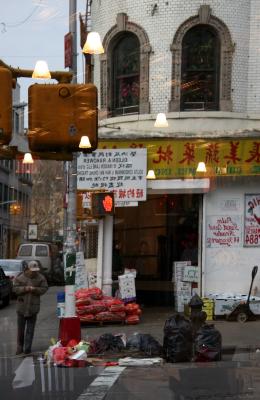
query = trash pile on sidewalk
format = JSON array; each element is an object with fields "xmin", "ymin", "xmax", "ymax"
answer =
[
  {"xmin": 44, "ymin": 308, "xmax": 222, "ymax": 367},
  {"xmin": 44, "ymin": 332, "xmax": 163, "ymax": 367},
  {"xmin": 75, "ymin": 287, "xmax": 142, "ymax": 325}
]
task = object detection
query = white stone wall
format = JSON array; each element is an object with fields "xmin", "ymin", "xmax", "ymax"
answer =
[
  {"xmin": 91, "ymin": 0, "xmax": 254, "ymax": 114},
  {"xmin": 247, "ymin": 0, "xmax": 260, "ymax": 114},
  {"xmin": 203, "ymin": 177, "xmax": 260, "ymax": 295}
]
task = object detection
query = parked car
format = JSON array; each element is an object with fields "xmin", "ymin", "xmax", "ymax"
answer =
[
  {"xmin": 0, "ymin": 259, "xmax": 27, "ymax": 282},
  {"xmin": 16, "ymin": 242, "xmax": 64, "ymax": 284},
  {"xmin": 0, "ymin": 267, "xmax": 12, "ymax": 307}
]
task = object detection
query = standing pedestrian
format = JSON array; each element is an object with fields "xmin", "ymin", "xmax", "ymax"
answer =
[{"xmin": 13, "ymin": 260, "xmax": 48, "ymax": 355}]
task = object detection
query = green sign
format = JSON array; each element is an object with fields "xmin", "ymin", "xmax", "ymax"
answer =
[{"xmin": 64, "ymin": 252, "xmax": 76, "ymax": 285}]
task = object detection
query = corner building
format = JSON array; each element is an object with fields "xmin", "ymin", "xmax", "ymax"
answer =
[{"xmin": 89, "ymin": 0, "xmax": 260, "ymax": 305}]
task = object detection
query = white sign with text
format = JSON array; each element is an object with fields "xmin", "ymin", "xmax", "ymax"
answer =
[
  {"xmin": 206, "ymin": 215, "xmax": 242, "ymax": 248},
  {"xmin": 244, "ymin": 193, "xmax": 260, "ymax": 247},
  {"xmin": 77, "ymin": 149, "xmax": 147, "ymax": 202}
]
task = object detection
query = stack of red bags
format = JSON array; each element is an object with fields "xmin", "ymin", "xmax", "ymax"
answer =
[
  {"xmin": 125, "ymin": 302, "xmax": 142, "ymax": 325},
  {"xmin": 75, "ymin": 288, "xmax": 141, "ymax": 325}
]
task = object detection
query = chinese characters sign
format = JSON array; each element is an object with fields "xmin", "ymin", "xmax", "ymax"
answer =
[
  {"xmin": 99, "ymin": 138, "xmax": 260, "ymax": 179},
  {"xmin": 206, "ymin": 215, "xmax": 242, "ymax": 248},
  {"xmin": 77, "ymin": 149, "xmax": 147, "ymax": 201},
  {"xmin": 244, "ymin": 194, "xmax": 260, "ymax": 247}
]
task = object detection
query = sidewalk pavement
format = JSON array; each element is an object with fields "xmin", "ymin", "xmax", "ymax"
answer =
[
  {"xmin": 35, "ymin": 287, "xmax": 260, "ymax": 355},
  {"xmin": 80, "ymin": 306, "xmax": 260, "ymax": 353}
]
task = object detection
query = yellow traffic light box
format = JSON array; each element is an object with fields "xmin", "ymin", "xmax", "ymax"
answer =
[
  {"xmin": 0, "ymin": 67, "xmax": 13, "ymax": 145},
  {"xmin": 28, "ymin": 83, "xmax": 98, "ymax": 153}
]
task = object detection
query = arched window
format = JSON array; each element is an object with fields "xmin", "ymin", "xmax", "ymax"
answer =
[
  {"xmin": 100, "ymin": 13, "xmax": 151, "ymax": 117},
  {"xmin": 181, "ymin": 25, "xmax": 220, "ymax": 111},
  {"xmin": 169, "ymin": 6, "xmax": 233, "ymax": 112},
  {"xmin": 112, "ymin": 33, "xmax": 140, "ymax": 116}
]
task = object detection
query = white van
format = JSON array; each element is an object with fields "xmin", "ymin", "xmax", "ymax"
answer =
[{"xmin": 16, "ymin": 242, "xmax": 63, "ymax": 283}]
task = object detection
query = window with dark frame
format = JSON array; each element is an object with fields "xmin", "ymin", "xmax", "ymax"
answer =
[
  {"xmin": 112, "ymin": 33, "xmax": 140, "ymax": 116},
  {"xmin": 181, "ymin": 24, "xmax": 220, "ymax": 111}
]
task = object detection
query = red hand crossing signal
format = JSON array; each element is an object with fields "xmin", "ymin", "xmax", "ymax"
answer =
[{"xmin": 91, "ymin": 192, "xmax": 115, "ymax": 218}]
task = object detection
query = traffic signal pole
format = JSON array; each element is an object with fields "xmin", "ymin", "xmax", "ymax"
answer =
[
  {"xmin": 58, "ymin": 0, "xmax": 81, "ymax": 345},
  {"xmin": 0, "ymin": 59, "xmax": 72, "ymax": 84},
  {"xmin": 63, "ymin": 0, "xmax": 78, "ymax": 318}
]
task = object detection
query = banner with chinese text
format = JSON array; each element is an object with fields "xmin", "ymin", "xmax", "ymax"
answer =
[{"xmin": 99, "ymin": 138, "xmax": 260, "ymax": 179}]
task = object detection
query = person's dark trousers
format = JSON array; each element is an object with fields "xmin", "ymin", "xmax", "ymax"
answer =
[{"xmin": 17, "ymin": 313, "xmax": 37, "ymax": 354}]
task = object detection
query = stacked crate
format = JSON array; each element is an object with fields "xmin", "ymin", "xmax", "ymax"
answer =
[
  {"xmin": 173, "ymin": 262, "xmax": 192, "ymax": 312},
  {"xmin": 202, "ymin": 297, "xmax": 214, "ymax": 320}
]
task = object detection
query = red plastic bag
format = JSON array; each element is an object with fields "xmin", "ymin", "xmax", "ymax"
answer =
[
  {"xmin": 75, "ymin": 287, "xmax": 103, "ymax": 300},
  {"xmin": 76, "ymin": 298, "xmax": 92, "ymax": 306},
  {"xmin": 95, "ymin": 311, "xmax": 125, "ymax": 321},
  {"xmin": 125, "ymin": 315, "xmax": 140, "ymax": 325},
  {"xmin": 53, "ymin": 347, "xmax": 69, "ymax": 365},
  {"xmin": 109, "ymin": 303, "xmax": 125, "ymax": 312},
  {"xmin": 79, "ymin": 314, "xmax": 95, "ymax": 322},
  {"xmin": 125, "ymin": 303, "xmax": 140, "ymax": 314},
  {"xmin": 77, "ymin": 303, "xmax": 107, "ymax": 315},
  {"xmin": 103, "ymin": 297, "xmax": 123, "ymax": 307}
]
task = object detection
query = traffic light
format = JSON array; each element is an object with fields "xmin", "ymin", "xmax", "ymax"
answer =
[
  {"xmin": 10, "ymin": 202, "xmax": 22, "ymax": 215},
  {"xmin": 0, "ymin": 67, "xmax": 13, "ymax": 145},
  {"xmin": 28, "ymin": 83, "xmax": 98, "ymax": 153},
  {"xmin": 91, "ymin": 192, "xmax": 115, "ymax": 218}
]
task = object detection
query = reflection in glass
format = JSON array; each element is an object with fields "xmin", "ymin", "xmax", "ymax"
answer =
[{"xmin": 181, "ymin": 24, "xmax": 220, "ymax": 111}]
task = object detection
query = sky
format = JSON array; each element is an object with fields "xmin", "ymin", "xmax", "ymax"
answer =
[{"xmin": 0, "ymin": 0, "xmax": 86, "ymax": 119}]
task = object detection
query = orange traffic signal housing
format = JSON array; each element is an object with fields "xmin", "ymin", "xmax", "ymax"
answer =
[
  {"xmin": 0, "ymin": 67, "xmax": 13, "ymax": 145},
  {"xmin": 28, "ymin": 83, "xmax": 98, "ymax": 153}
]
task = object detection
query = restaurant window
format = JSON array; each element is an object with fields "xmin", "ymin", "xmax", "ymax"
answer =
[
  {"xmin": 181, "ymin": 25, "xmax": 220, "ymax": 111},
  {"xmin": 112, "ymin": 33, "xmax": 140, "ymax": 116}
]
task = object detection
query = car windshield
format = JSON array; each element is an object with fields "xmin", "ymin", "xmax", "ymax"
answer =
[{"xmin": 0, "ymin": 261, "xmax": 21, "ymax": 272}]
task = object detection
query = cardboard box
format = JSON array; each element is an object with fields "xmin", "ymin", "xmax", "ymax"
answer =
[
  {"xmin": 183, "ymin": 265, "xmax": 199, "ymax": 283},
  {"xmin": 118, "ymin": 273, "xmax": 136, "ymax": 301},
  {"xmin": 172, "ymin": 261, "xmax": 191, "ymax": 282}
]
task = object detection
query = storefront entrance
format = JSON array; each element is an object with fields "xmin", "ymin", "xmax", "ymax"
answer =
[{"xmin": 113, "ymin": 194, "xmax": 201, "ymax": 306}]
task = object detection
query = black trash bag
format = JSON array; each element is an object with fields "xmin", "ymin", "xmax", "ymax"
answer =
[
  {"xmin": 194, "ymin": 324, "xmax": 222, "ymax": 362},
  {"xmin": 126, "ymin": 333, "xmax": 163, "ymax": 356},
  {"xmin": 163, "ymin": 313, "xmax": 193, "ymax": 363},
  {"xmin": 96, "ymin": 333, "xmax": 125, "ymax": 353}
]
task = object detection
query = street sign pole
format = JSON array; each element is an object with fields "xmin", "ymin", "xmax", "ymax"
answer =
[{"xmin": 64, "ymin": 0, "xmax": 78, "ymax": 315}]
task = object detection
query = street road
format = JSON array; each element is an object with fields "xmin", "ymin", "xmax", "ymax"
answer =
[{"xmin": 2, "ymin": 287, "xmax": 260, "ymax": 399}]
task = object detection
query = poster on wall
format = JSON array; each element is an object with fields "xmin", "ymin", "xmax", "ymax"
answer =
[
  {"xmin": 206, "ymin": 215, "xmax": 242, "ymax": 248},
  {"xmin": 244, "ymin": 194, "xmax": 260, "ymax": 247},
  {"xmin": 27, "ymin": 223, "xmax": 38, "ymax": 240}
]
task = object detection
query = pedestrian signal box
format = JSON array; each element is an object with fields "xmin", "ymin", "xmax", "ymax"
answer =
[
  {"xmin": 91, "ymin": 192, "xmax": 115, "ymax": 218},
  {"xmin": 0, "ymin": 67, "xmax": 13, "ymax": 145},
  {"xmin": 28, "ymin": 83, "xmax": 98, "ymax": 153}
]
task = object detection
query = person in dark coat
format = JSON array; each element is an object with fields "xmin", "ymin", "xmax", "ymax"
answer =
[{"xmin": 13, "ymin": 260, "xmax": 48, "ymax": 355}]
